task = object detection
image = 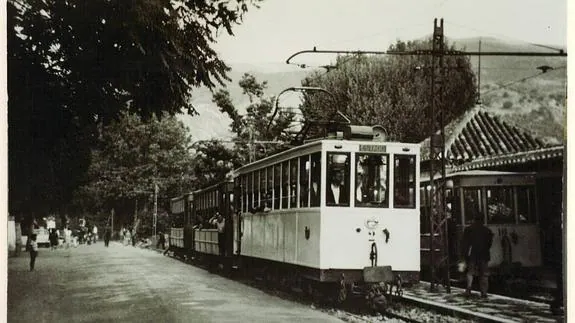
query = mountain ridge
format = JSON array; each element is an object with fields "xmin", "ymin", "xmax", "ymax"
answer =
[{"xmin": 179, "ymin": 37, "xmax": 566, "ymax": 145}]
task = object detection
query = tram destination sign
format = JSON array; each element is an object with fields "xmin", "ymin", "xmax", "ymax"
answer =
[{"xmin": 359, "ymin": 145, "xmax": 386, "ymax": 153}]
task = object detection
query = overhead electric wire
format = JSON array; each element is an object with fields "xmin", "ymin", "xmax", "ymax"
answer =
[{"xmin": 481, "ymin": 66, "xmax": 565, "ymax": 96}]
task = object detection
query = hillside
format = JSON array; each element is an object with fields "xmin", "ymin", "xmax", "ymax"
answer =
[
  {"xmin": 178, "ymin": 65, "xmax": 312, "ymax": 141},
  {"xmin": 451, "ymin": 38, "xmax": 566, "ymax": 145},
  {"xmin": 180, "ymin": 37, "xmax": 567, "ymax": 145}
]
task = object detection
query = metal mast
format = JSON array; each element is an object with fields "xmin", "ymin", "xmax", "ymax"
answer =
[{"xmin": 428, "ymin": 18, "xmax": 450, "ymax": 293}]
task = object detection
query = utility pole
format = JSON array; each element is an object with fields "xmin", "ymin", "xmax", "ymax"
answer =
[
  {"xmin": 285, "ymin": 18, "xmax": 566, "ymax": 294},
  {"xmin": 427, "ymin": 18, "xmax": 449, "ymax": 293}
]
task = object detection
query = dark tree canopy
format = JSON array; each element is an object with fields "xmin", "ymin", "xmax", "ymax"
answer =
[
  {"xmin": 300, "ymin": 39, "xmax": 477, "ymax": 143},
  {"xmin": 8, "ymin": 0, "xmax": 261, "ymax": 219},
  {"xmin": 71, "ymin": 113, "xmax": 196, "ymax": 226}
]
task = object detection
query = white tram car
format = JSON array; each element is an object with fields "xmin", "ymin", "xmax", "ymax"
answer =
[{"xmin": 234, "ymin": 137, "xmax": 421, "ymax": 285}]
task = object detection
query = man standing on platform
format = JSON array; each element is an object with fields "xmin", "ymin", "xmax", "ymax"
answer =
[{"xmin": 461, "ymin": 214, "xmax": 493, "ymax": 298}]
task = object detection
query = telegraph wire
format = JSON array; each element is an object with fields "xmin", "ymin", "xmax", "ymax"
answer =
[{"xmin": 481, "ymin": 66, "xmax": 566, "ymax": 96}]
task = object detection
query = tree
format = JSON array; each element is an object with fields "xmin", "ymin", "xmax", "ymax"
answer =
[
  {"xmin": 300, "ymin": 39, "xmax": 477, "ymax": 143},
  {"xmin": 192, "ymin": 73, "xmax": 295, "ymax": 187},
  {"xmin": 8, "ymin": 0, "xmax": 261, "ymax": 220},
  {"xmin": 71, "ymin": 113, "xmax": 196, "ymax": 229}
]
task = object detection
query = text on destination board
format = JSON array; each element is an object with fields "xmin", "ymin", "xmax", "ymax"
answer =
[{"xmin": 359, "ymin": 145, "xmax": 386, "ymax": 152}]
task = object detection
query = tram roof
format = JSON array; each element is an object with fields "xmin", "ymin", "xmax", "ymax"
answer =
[
  {"xmin": 233, "ymin": 139, "xmax": 420, "ymax": 175},
  {"xmin": 420, "ymin": 170, "xmax": 536, "ymax": 182}
]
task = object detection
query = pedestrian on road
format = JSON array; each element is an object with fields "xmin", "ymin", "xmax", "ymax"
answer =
[
  {"xmin": 461, "ymin": 214, "xmax": 493, "ymax": 298},
  {"xmin": 92, "ymin": 225, "xmax": 98, "ymax": 244},
  {"xmin": 29, "ymin": 234, "xmax": 38, "ymax": 271},
  {"xmin": 157, "ymin": 231, "xmax": 165, "ymax": 250},
  {"xmin": 104, "ymin": 228, "xmax": 111, "ymax": 247},
  {"xmin": 209, "ymin": 212, "xmax": 226, "ymax": 256},
  {"xmin": 49, "ymin": 229, "xmax": 59, "ymax": 251},
  {"xmin": 64, "ymin": 227, "xmax": 72, "ymax": 249}
]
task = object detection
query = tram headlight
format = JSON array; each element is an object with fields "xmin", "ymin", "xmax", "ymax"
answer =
[{"xmin": 365, "ymin": 219, "xmax": 379, "ymax": 230}]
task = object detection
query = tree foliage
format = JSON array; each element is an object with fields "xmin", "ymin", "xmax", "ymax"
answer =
[
  {"xmin": 192, "ymin": 73, "xmax": 295, "ymax": 187},
  {"xmin": 300, "ymin": 39, "xmax": 477, "ymax": 143},
  {"xmin": 8, "ymin": 0, "xmax": 261, "ymax": 219},
  {"xmin": 71, "ymin": 113, "xmax": 196, "ymax": 226}
]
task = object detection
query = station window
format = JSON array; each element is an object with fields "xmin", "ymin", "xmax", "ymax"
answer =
[
  {"xmin": 290, "ymin": 159, "xmax": 298, "ymax": 208},
  {"xmin": 282, "ymin": 161, "xmax": 289, "ymax": 209},
  {"xmin": 355, "ymin": 154, "xmax": 389, "ymax": 208},
  {"xmin": 517, "ymin": 186, "xmax": 536, "ymax": 223},
  {"xmin": 299, "ymin": 155, "xmax": 310, "ymax": 208},
  {"xmin": 267, "ymin": 166, "xmax": 273, "ymax": 210},
  {"xmin": 487, "ymin": 187, "xmax": 515, "ymax": 224},
  {"xmin": 463, "ymin": 188, "xmax": 483, "ymax": 224},
  {"xmin": 393, "ymin": 155, "xmax": 416, "ymax": 208},
  {"xmin": 326, "ymin": 152, "xmax": 350, "ymax": 207},
  {"xmin": 310, "ymin": 153, "xmax": 322, "ymax": 207},
  {"xmin": 274, "ymin": 164, "xmax": 281, "ymax": 210}
]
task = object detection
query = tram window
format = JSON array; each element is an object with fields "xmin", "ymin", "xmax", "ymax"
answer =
[
  {"xmin": 420, "ymin": 186, "xmax": 430, "ymax": 233},
  {"xmin": 463, "ymin": 188, "xmax": 483, "ymax": 224},
  {"xmin": 355, "ymin": 154, "xmax": 389, "ymax": 208},
  {"xmin": 282, "ymin": 161, "xmax": 289, "ymax": 209},
  {"xmin": 290, "ymin": 158, "xmax": 298, "ymax": 208},
  {"xmin": 487, "ymin": 187, "xmax": 515, "ymax": 224},
  {"xmin": 517, "ymin": 186, "xmax": 536, "ymax": 223},
  {"xmin": 274, "ymin": 164, "xmax": 281, "ymax": 210},
  {"xmin": 259, "ymin": 169, "xmax": 266, "ymax": 210},
  {"xmin": 310, "ymin": 152, "xmax": 322, "ymax": 207},
  {"xmin": 253, "ymin": 172, "xmax": 259, "ymax": 211},
  {"xmin": 448, "ymin": 188, "xmax": 462, "ymax": 225},
  {"xmin": 241, "ymin": 175, "xmax": 247, "ymax": 213},
  {"xmin": 247, "ymin": 173, "xmax": 253, "ymax": 212},
  {"xmin": 393, "ymin": 155, "xmax": 416, "ymax": 208},
  {"xmin": 299, "ymin": 156, "xmax": 310, "ymax": 208},
  {"xmin": 326, "ymin": 152, "xmax": 350, "ymax": 207},
  {"xmin": 267, "ymin": 166, "xmax": 273, "ymax": 210}
]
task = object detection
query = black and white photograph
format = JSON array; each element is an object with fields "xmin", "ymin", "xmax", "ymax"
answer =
[{"xmin": 5, "ymin": 0, "xmax": 569, "ymax": 322}]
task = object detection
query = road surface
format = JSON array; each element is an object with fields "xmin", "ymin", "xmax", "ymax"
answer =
[{"xmin": 8, "ymin": 242, "xmax": 344, "ymax": 323}]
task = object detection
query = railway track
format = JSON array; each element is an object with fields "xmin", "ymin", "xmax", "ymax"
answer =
[
  {"xmin": 163, "ymin": 249, "xmax": 476, "ymax": 322},
  {"xmin": 166, "ymin": 250, "xmax": 563, "ymax": 322}
]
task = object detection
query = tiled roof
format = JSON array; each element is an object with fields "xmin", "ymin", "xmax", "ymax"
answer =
[
  {"xmin": 421, "ymin": 106, "xmax": 547, "ymax": 164},
  {"xmin": 453, "ymin": 145, "xmax": 563, "ymax": 172}
]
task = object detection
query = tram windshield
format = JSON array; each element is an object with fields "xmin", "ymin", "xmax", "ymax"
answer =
[
  {"xmin": 326, "ymin": 152, "xmax": 350, "ymax": 206},
  {"xmin": 486, "ymin": 187, "xmax": 515, "ymax": 224},
  {"xmin": 355, "ymin": 154, "xmax": 389, "ymax": 207}
]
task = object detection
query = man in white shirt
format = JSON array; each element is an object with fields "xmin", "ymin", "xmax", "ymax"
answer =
[
  {"xmin": 327, "ymin": 170, "xmax": 348, "ymax": 205},
  {"xmin": 92, "ymin": 225, "xmax": 98, "ymax": 244},
  {"xmin": 209, "ymin": 212, "xmax": 226, "ymax": 256}
]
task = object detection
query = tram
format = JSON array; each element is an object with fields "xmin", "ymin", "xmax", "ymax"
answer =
[
  {"xmin": 167, "ymin": 125, "xmax": 421, "ymax": 302},
  {"xmin": 420, "ymin": 170, "xmax": 542, "ymax": 278}
]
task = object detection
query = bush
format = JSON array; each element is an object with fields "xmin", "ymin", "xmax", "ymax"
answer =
[{"xmin": 502, "ymin": 101, "xmax": 513, "ymax": 109}]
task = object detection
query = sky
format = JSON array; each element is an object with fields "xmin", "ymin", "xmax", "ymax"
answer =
[{"xmin": 213, "ymin": 0, "xmax": 567, "ymax": 67}]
